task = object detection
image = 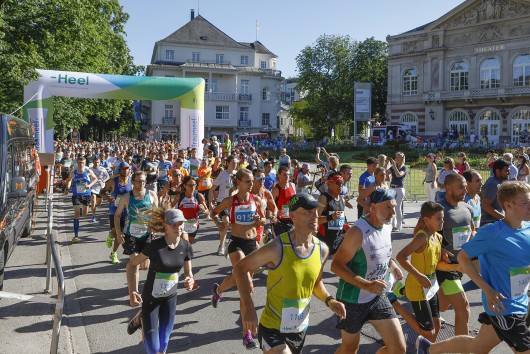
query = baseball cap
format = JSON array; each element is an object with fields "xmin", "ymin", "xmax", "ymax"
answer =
[
  {"xmin": 301, "ymin": 163, "xmax": 309, "ymax": 170},
  {"xmin": 370, "ymin": 188, "xmax": 396, "ymax": 204},
  {"xmin": 118, "ymin": 161, "xmax": 131, "ymax": 170},
  {"xmin": 165, "ymin": 209, "xmax": 186, "ymax": 224},
  {"xmin": 288, "ymin": 193, "xmax": 321, "ymax": 212}
]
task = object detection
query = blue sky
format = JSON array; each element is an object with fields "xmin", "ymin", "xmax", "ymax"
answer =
[{"xmin": 120, "ymin": 0, "xmax": 464, "ymax": 78}]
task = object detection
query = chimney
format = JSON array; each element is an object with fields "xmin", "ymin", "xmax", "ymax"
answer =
[{"xmin": 191, "ymin": 9, "xmax": 195, "ymax": 20}]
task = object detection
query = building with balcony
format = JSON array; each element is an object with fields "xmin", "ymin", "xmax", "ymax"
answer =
[
  {"xmin": 146, "ymin": 11, "xmax": 283, "ymax": 142},
  {"xmin": 278, "ymin": 78, "xmax": 307, "ymax": 138},
  {"xmin": 386, "ymin": 0, "xmax": 530, "ymax": 144}
]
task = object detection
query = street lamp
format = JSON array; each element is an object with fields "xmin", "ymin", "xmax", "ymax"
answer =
[{"xmin": 429, "ymin": 109, "xmax": 435, "ymax": 120}]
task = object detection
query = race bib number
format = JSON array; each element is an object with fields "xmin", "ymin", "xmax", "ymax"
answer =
[
  {"xmin": 280, "ymin": 298, "xmax": 310, "ymax": 333},
  {"xmin": 129, "ymin": 221, "xmax": 148, "ymax": 237},
  {"xmin": 75, "ymin": 183, "xmax": 87, "ymax": 194},
  {"xmin": 452, "ymin": 226, "xmax": 471, "ymax": 250},
  {"xmin": 234, "ymin": 204, "xmax": 256, "ymax": 225},
  {"xmin": 472, "ymin": 215, "xmax": 481, "ymax": 229},
  {"xmin": 509, "ymin": 266, "xmax": 530, "ymax": 298},
  {"xmin": 183, "ymin": 219, "xmax": 198, "ymax": 233},
  {"xmin": 423, "ymin": 273, "xmax": 439, "ymax": 301},
  {"xmin": 152, "ymin": 272, "xmax": 179, "ymax": 298},
  {"xmin": 282, "ymin": 205, "xmax": 290, "ymax": 219},
  {"xmin": 64, "ymin": 161, "xmax": 72, "ymax": 168},
  {"xmin": 202, "ymin": 178, "xmax": 212, "ymax": 188},
  {"xmin": 159, "ymin": 169, "xmax": 167, "ymax": 177},
  {"xmin": 190, "ymin": 165, "xmax": 198, "ymax": 177},
  {"xmin": 328, "ymin": 211, "xmax": 345, "ymax": 230}
]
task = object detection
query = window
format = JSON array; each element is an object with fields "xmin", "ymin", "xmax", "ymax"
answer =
[
  {"xmin": 239, "ymin": 107, "xmax": 249, "ymax": 121},
  {"xmin": 262, "ymin": 113, "xmax": 270, "ymax": 126},
  {"xmin": 164, "ymin": 104, "xmax": 174, "ymax": 118},
  {"xmin": 511, "ymin": 108, "xmax": 530, "ymax": 143},
  {"xmin": 480, "ymin": 58, "xmax": 500, "ymax": 89},
  {"xmin": 192, "ymin": 52, "xmax": 200, "ymax": 62},
  {"xmin": 241, "ymin": 55, "xmax": 249, "ymax": 65},
  {"xmin": 165, "ymin": 50, "xmax": 174, "ymax": 60},
  {"xmin": 514, "ymin": 55, "xmax": 530, "ymax": 87},
  {"xmin": 216, "ymin": 54, "xmax": 224, "ymax": 64},
  {"xmin": 448, "ymin": 110, "xmax": 469, "ymax": 136},
  {"xmin": 262, "ymin": 88, "xmax": 270, "ymax": 101},
  {"xmin": 260, "ymin": 60, "xmax": 267, "ymax": 69},
  {"xmin": 450, "ymin": 61, "xmax": 469, "ymax": 91},
  {"xmin": 402, "ymin": 68, "xmax": 418, "ymax": 96},
  {"xmin": 240, "ymin": 79, "xmax": 249, "ymax": 94},
  {"xmin": 399, "ymin": 113, "xmax": 418, "ymax": 134},
  {"xmin": 210, "ymin": 79, "xmax": 218, "ymax": 92},
  {"xmin": 216, "ymin": 106, "xmax": 229, "ymax": 120}
]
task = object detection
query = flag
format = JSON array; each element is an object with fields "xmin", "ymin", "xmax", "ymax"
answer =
[{"xmin": 256, "ymin": 21, "xmax": 260, "ymax": 31}]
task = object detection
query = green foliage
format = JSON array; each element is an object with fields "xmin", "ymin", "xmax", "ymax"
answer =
[
  {"xmin": 0, "ymin": 0, "xmax": 138, "ymax": 133},
  {"xmin": 293, "ymin": 35, "xmax": 388, "ymax": 139}
]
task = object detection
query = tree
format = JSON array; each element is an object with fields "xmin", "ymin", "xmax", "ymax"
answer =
[
  {"xmin": 0, "ymin": 0, "xmax": 136, "ymax": 132},
  {"xmin": 293, "ymin": 35, "xmax": 388, "ymax": 138}
]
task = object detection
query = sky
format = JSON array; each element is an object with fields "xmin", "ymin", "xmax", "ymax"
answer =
[{"xmin": 120, "ymin": 0, "xmax": 464, "ymax": 78}]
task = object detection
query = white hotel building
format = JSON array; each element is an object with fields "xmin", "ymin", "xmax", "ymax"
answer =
[
  {"xmin": 386, "ymin": 0, "xmax": 530, "ymax": 144},
  {"xmin": 146, "ymin": 12, "xmax": 284, "ymax": 141}
]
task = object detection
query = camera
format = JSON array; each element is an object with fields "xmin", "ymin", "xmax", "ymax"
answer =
[{"xmin": 316, "ymin": 163, "xmax": 325, "ymax": 169}]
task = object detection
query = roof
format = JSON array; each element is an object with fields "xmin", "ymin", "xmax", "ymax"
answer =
[{"xmin": 238, "ymin": 41, "xmax": 276, "ymax": 56}]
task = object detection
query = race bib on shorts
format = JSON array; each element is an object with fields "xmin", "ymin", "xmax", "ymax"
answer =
[
  {"xmin": 509, "ymin": 266, "xmax": 530, "ymax": 298},
  {"xmin": 183, "ymin": 219, "xmax": 198, "ymax": 234},
  {"xmin": 280, "ymin": 298, "xmax": 310, "ymax": 333},
  {"xmin": 423, "ymin": 273, "xmax": 439, "ymax": 301},
  {"xmin": 152, "ymin": 272, "xmax": 179, "ymax": 298},
  {"xmin": 452, "ymin": 226, "xmax": 471, "ymax": 250}
]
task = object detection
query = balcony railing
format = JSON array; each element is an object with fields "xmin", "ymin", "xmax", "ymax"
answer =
[
  {"xmin": 239, "ymin": 94, "xmax": 252, "ymax": 102},
  {"xmin": 186, "ymin": 59, "xmax": 232, "ymax": 65},
  {"xmin": 423, "ymin": 86, "xmax": 530, "ymax": 102},
  {"xmin": 238, "ymin": 119, "xmax": 251, "ymax": 127},
  {"xmin": 261, "ymin": 68, "xmax": 282, "ymax": 77},
  {"xmin": 205, "ymin": 92, "xmax": 237, "ymax": 101},
  {"xmin": 162, "ymin": 116, "xmax": 176, "ymax": 125}
]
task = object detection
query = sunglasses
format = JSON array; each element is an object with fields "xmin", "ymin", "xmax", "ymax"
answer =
[{"xmin": 255, "ymin": 177, "xmax": 265, "ymax": 181}]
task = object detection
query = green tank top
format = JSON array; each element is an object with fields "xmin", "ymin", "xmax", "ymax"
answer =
[
  {"xmin": 260, "ymin": 232, "xmax": 322, "ymax": 333},
  {"xmin": 124, "ymin": 191, "xmax": 152, "ymax": 238}
]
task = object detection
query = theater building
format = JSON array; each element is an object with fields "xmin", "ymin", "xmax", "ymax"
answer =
[{"xmin": 386, "ymin": 0, "xmax": 530, "ymax": 144}]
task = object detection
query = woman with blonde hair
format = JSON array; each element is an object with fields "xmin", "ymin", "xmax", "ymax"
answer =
[
  {"xmin": 126, "ymin": 206, "xmax": 195, "ymax": 354},
  {"xmin": 386, "ymin": 152, "xmax": 408, "ymax": 231}
]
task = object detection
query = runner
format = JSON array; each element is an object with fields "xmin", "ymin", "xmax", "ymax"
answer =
[
  {"xmin": 234, "ymin": 193, "xmax": 346, "ymax": 353},
  {"xmin": 158, "ymin": 169, "xmax": 183, "ymax": 207},
  {"xmin": 126, "ymin": 208, "xmax": 195, "ymax": 354},
  {"xmin": 157, "ymin": 151, "xmax": 172, "ymax": 192},
  {"xmin": 176, "ymin": 176, "xmax": 209, "ymax": 244},
  {"xmin": 188, "ymin": 148, "xmax": 201, "ymax": 179},
  {"xmin": 462, "ymin": 169, "xmax": 482, "ymax": 229},
  {"xmin": 64, "ymin": 156, "xmax": 98, "ymax": 243},
  {"xmin": 210, "ymin": 168, "xmax": 266, "ymax": 349},
  {"xmin": 89, "ymin": 157, "xmax": 110, "ymax": 222},
  {"xmin": 331, "ymin": 188, "xmax": 407, "ymax": 354},
  {"xmin": 197, "ymin": 158, "xmax": 213, "ymax": 199},
  {"xmin": 209, "ymin": 155, "xmax": 237, "ymax": 256},
  {"xmin": 250, "ymin": 168, "xmax": 278, "ymax": 246},
  {"xmin": 357, "ymin": 166, "xmax": 387, "ymax": 217},
  {"xmin": 271, "ymin": 166, "xmax": 296, "ymax": 236},
  {"xmin": 115, "ymin": 171, "xmax": 158, "ymax": 276},
  {"xmin": 357, "ymin": 157, "xmax": 377, "ymax": 218},
  {"xmin": 316, "ymin": 171, "xmax": 347, "ymax": 255},
  {"xmin": 481, "ymin": 158, "xmax": 510, "ymax": 226},
  {"xmin": 100, "ymin": 161, "xmax": 133, "ymax": 264},
  {"xmin": 395, "ymin": 201, "xmax": 460, "ymax": 342},
  {"xmin": 417, "ymin": 181, "xmax": 530, "ymax": 354},
  {"xmin": 436, "ymin": 173, "xmax": 473, "ymax": 336}
]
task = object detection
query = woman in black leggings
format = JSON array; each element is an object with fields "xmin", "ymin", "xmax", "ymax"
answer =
[{"xmin": 126, "ymin": 207, "xmax": 195, "ymax": 354}]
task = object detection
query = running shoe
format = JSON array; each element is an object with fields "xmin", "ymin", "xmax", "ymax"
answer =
[
  {"xmin": 72, "ymin": 236, "xmax": 79, "ymax": 243},
  {"xmin": 109, "ymin": 252, "xmax": 120, "ymax": 264},
  {"xmin": 127, "ymin": 310, "xmax": 142, "ymax": 335},
  {"xmin": 415, "ymin": 335, "xmax": 432, "ymax": 354},
  {"xmin": 243, "ymin": 330, "xmax": 257, "ymax": 350},
  {"xmin": 211, "ymin": 283, "xmax": 222, "ymax": 308},
  {"xmin": 91, "ymin": 216, "xmax": 97, "ymax": 223},
  {"xmin": 206, "ymin": 215, "xmax": 212, "ymax": 221},
  {"xmin": 217, "ymin": 245, "xmax": 225, "ymax": 256},
  {"xmin": 106, "ymin": 232, "xmax": 113, "ymax": 248}
]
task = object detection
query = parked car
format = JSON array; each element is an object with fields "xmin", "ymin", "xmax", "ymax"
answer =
[
  {"xmin": 0, "ymin": 113, "xmax": 37, "ymax": 290},
  {"xmin": 370, "ymin": 124, "xmax": 419, "ymax": 144}
]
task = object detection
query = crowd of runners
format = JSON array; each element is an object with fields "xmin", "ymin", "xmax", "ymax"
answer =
[{"xmin": 52, "ymin": 137, "xmax": 530, "ymax": 354}]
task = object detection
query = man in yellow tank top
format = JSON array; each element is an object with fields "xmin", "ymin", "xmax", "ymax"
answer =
[{"xmin": 234, "ymin": 193, "xmax": 346, "ymax": 353}]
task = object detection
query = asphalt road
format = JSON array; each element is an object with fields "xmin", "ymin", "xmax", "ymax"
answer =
[{"xmin": 0, "ymin": 193, "xmax": 511, "ymax": 353}]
